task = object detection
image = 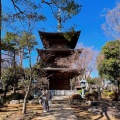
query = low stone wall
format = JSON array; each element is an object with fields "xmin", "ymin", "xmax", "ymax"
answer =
[
  {"xmin": 28, "ymin": 99, "xmax": 39, "ymax": 104},
  {"xmin": 10, "ymin": 100, "xmax": 20, "ymax": 104},
  {"xmin": 9, "ymin": 99, "xmax": 39, "ymax": 104}
]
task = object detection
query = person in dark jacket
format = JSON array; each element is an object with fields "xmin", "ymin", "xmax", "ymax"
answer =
[{"xmin": 41, "ymin": 87, "xmax": 50, "ymax": 112}]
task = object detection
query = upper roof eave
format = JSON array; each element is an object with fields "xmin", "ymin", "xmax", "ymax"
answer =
[
  {"xmin": 38, "ymin": 30, "xmax": 81, "ymax": 49},
  {"xmin": 38, "ymin": 30, "xmax": 81, "ymax": 35}
]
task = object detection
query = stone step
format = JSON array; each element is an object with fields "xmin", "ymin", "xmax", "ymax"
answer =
[
  {"xmin": 51, "ymin": 96, "xmax": 69, "ymax": 104},
  {"xmin": 51, "ymin": 99, "xmax": 69, "ymax": 104}
]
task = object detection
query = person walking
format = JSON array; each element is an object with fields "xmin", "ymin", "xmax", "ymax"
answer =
[{"xmin": 42, "ymin": 87, "xmax": 50, "ymax": 112}]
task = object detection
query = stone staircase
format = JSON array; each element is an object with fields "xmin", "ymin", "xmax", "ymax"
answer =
[
  {"xmin": 51, "ymin": 90, "xmax": 78, "ymax": 96},
  {"xmin": 50, "ymin": 90, "xmax": 79, "ymax": 104},
  {"xmin": 51, "ymin": 96, "xmax": 70, "ymax": 104}
]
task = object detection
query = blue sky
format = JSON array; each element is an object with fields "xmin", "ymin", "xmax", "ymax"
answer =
[{"xmin": 2, "ymin": 0, "xmax": 118, "ymax": 77}]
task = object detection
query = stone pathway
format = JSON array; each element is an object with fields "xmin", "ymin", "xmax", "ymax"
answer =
[
  {"xmin": 35, "ymin": 104, "xmax": 78, "ymax": 120},
  {"xmin": 33, "ymin": 96, "xmax": 120, "ymax": 120}
]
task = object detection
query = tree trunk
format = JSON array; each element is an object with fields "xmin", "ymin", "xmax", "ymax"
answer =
[
  {"xmin": 19, "ymin": 47, "xmax": 24, "ymax": 67},
  {"xmin": 22, "ymin": 46, "xmax": 33, "ymax": 114},
  {"xmin": 12, "ymin": 85, "xmax": 16, "ymax": 93},
  {"xmin": 22, "ymin": 89, "xmax": 29, "ymax": 114},
  {"xmin": 22, "ymin": 79, "xmax": 32, "ymax": 114},
  {"xmin": 97, "ymin": 87, "xmax": 102, "ymax": 101},
  {"xmin": 118, "ymin": 80, "xmax": 120, "ymax": 92},
  {"xmin": 3, "ymin": 85, "xmax": 8, "ymax": 99},
  {"xmin": 13, "ymin": 51, "xmax": 16, "ymax": 93}
]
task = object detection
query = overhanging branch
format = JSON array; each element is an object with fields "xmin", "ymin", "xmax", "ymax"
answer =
[{"xmin": 11, "ymin": 0, "xmax": 26, "ymax": 15}]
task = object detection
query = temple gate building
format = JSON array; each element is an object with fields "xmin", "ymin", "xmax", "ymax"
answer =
[{"xmin": 37, "ymin": 31, "xmax": 81, "ymax": 90}]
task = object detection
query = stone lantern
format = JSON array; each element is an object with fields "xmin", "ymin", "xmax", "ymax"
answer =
[{"xmin": 80, "ymin": 79, "xmax": 87, "ymax": 98}]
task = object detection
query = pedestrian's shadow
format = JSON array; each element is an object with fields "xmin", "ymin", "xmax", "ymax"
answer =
[{"xmin": 95, "ymin": 103, "xmax": 111, "ymax": 120}]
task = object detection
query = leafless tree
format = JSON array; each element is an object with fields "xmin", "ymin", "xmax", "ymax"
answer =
[
  {"xmin": 56, "ymin": 44, "xmax": 98, "ymax": 80},
  {"xmin": 102, "ymin": 2, "xmax": 120, "ymax": 40}
]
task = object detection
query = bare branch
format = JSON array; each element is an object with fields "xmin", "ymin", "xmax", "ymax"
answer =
[
  {"xmin": 41, "ymin": 0, "xmax": 52, "ymax": 5},
  {"xmin": 11, "ymin": 0, "xmax": 26, "ymax": 15}
]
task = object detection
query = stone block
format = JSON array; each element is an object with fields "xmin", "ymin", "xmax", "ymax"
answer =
[{"xmin": 10, "ymin": 100, "xmax": 20, "ymax": 104}]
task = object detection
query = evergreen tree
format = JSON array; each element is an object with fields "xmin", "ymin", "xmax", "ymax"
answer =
[{"xmin": 97, "ymin": 40, "xmax": 120, "ymax": 90}]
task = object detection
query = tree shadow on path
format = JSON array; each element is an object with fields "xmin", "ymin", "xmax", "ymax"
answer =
[{"xmin": 94, "ymin": 103, "xmax": 111, "ymax": 120}]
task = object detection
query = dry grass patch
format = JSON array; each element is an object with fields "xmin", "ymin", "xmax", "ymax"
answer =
[
  {"xmin": 0, "ymin": 103, "xmax": 43, "ymax": 120},
  {"xmin": 70, "ymin": 105, "xmax": 119, "ymax": 120}
]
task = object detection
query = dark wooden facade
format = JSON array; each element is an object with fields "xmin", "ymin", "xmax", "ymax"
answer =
[{"xmin": 37, "ymin": 31, "xmax": 81, "ymax": 90}]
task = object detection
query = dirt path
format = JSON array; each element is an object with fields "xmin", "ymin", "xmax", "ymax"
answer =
[{"xmin": 0, "ymin": 103, "xmax": 120, "ymax": 120}]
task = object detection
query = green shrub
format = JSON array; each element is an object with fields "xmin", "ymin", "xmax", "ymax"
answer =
[
  {"xmin": 0, "ymin": 89, "xmax": 4, "ymax": 94},
  {"xmin": 6, "ymin": 92, "xmax": 24, "ymax": 100},
  {"xmin": 102, "ymin": 91, "xmax": 108, "ymax": 97},
  {"xmin": 102, "ymin": 90, "xmax": 113, "ymax": 97},
  {"xmin": 108, "ymin": 92, "xmax": 114, "ymax": 96},
  {"xmin": 28, "ymin": 94, "xmax": 34, "ymax": 100},
  {"xmin": 109, "ymin": 91, "xmax": 119, "ymax": 101},
  {"xmin": 70, "ymin": 94, "xmax": 82, "ymax": 99},
  {"xmin": 77, "ymin": 90, "xmax": 82, "ymax": 94},
  {"xmin": 85, "ymin": 91, "xmax": 98, "ymax": 101},
  {"xmin": 103, "ymin": 90, "xmax": 109, "ymax": 92}
]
